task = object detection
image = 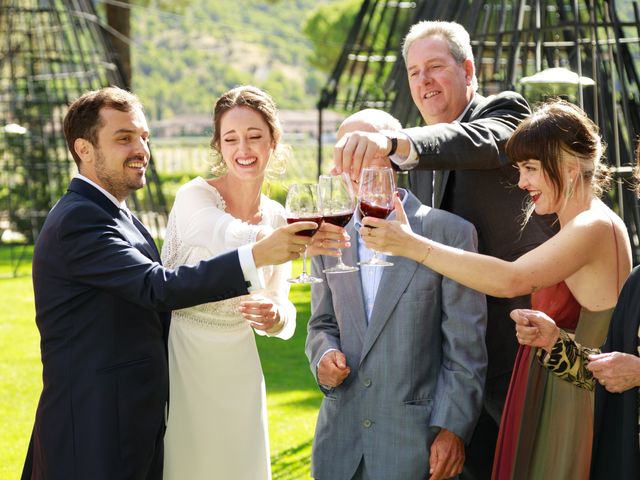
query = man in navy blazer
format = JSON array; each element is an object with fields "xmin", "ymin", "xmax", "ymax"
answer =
[
  {"xmin": 21, "ymin": 87, "xmax": 314, "ymax": 480},
  {"xmin": 333, "ymin": 21, "xmax": 556, "ymax": 479}
]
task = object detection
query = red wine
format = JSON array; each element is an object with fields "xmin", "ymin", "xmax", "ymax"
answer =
[
  {"xmin": 359, "ymin": 200, "xmax": 394, "ymax": 219},
  {"xmin": 323, "ymin": 211, "xmax": 353, "ymax": 228},
  {"xmin": 287, "ymin": 215, "xmax": 323, "ymax": 236}
]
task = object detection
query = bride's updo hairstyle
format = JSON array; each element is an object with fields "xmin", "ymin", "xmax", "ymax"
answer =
[
  {"xmin": 209, "ymin": 85, "xmax": 289, "ymax": 178},
  {"xmin": 506, "ymin": 99, "xmax": 610, "ymax": 219}
]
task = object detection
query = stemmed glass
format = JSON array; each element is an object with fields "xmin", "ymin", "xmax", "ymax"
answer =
[
  {"xmin": 318, "ymin": 173, "xmax": 358, "ymax": 274},
  {"xmin": 285, "ymin": 183, "xmax": 324, "ymax": 284},
  {"xmin": 358, "ymin": 166, "xmax": 395, "ymax": 267}
]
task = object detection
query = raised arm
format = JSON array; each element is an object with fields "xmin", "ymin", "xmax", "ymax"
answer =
[
  {"xmin": 362, "ymin": 195, "xmax": 613, "ymax": 300},
  {"xmin": 333, "ymin": 92, "xmax": 530, "ymax": 182},
  {"xmin": 405, "ymin": 91, "xmax": 530, "ymax": 171}
]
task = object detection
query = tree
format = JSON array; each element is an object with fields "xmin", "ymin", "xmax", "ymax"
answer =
[
  {"xmin": 105, "ymin": 0, "xmax": 189, "ymax": 88},
  {"xmin": 106, "ymin": 0, "xmax": 132, "ymax": 88},
  {"xmin": 302, "ymin": 0, "xmax": 361, "ymax": 72}
]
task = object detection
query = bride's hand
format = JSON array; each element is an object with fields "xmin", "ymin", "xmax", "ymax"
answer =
[
  {"xmin": 239, "ymin": 296, "xmax": 282, "ymax": 334},
  {"xmin": 360, "ymin": 194, "xmax": 414, "ymax": 256}
]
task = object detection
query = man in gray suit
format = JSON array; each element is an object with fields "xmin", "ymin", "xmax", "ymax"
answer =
[
  {"xmin": 333, "ymin": 21, "xmax": 556, "ymax": 479},
  {"xmin": 306, "ymin": 110, "xmax": 487, "ymax": 480}
]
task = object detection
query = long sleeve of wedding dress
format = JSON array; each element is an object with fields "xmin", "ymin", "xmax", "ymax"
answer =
[{"xmin": 161, "ymin": 176, "xmax": 296, "ymax": 338}]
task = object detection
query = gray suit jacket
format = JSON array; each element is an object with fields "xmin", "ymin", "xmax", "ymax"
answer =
[
  {"xmin": 306, "ymin": 190, "xmax": 487, "ymax": 480},
  {"xmin": 405, "ymin": 91, "xmax": 557, "ymax": 381}
]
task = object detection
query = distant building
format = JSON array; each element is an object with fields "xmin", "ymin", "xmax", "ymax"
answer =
[{"xmin": 150, "ymin": 109, "xmax": 345, "ymax": 140}]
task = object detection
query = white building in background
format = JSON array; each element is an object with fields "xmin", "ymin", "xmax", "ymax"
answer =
[{"xmin": 150, "ymin": 109, "xmax": 345, "ymax": 141}]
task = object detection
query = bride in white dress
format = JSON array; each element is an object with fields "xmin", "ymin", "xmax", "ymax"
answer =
[{"xmin": 161, "ymin": 86, "xmax": 296, "ymax": 480}]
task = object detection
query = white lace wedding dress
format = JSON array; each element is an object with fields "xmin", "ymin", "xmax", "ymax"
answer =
[{"xmin": 161, "ymin": 177, "xmax": 295, "ymax": 480}]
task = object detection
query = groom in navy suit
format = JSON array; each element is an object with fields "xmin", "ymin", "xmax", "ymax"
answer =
[{"xmin": 21, "ymin": 87, "xmax": 314, "ymax": 480}]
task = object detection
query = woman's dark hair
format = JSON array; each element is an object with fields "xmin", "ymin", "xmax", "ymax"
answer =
[{"xmin": 507, "ymin": 99, "xmax": 610, "ymax": 202}]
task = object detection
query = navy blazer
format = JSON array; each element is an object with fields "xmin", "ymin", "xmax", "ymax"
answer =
[{"xmin": 22, "ymin": 178, "xmax": 249, "ymax": 480}]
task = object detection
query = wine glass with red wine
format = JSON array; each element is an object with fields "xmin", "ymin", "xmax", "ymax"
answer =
[
  {"xmin": 319, "ymin": 174, "xmax": 358, "ymax": 274},
  {"xmin": 285, "ymin": 183, "xmax": 323, "ymax": 284},
  {"xmin": 358, "ymin": 166, "xmax": 395, "ymax": 267}
]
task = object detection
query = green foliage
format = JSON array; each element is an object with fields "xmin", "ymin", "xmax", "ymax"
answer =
[
  {"xmin": 302, "ymin": 0, "xmax": 362, "ymax": 72},
  {"xmin": 264, "ymin": 180, "xmax": 289, "ymax": 206},
  {"xmin": 0, "ymin": 249, "xmax": 320, "ymax": 479},
  {"xmin": 131, "ymin": 0, "xmax": 333, "ymax": 119},
  {"xmin": 155, "ymin": 171, "xmax": 202, "ymax": 207}
]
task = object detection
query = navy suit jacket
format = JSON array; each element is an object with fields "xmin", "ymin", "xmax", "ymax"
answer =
[{"xmin": 22, "ymin": 178, "xmax": 249, "ymax": 480}]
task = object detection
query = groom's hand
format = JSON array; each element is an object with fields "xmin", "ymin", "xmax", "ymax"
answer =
[
  {"xmin": 429, "ymin": 428, "xmax": 464, "ymax": 480},
  {"xmin": 317, "ymin": 350, "xmax": 350, "ymax": 388},
  {"xmin": 252, "ymin": 221, "xmax": 316, "ymax": 267}
]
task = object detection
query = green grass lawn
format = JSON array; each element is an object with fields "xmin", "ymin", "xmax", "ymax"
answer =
[{"xmin": 0, "ymin": 246, "xmax": 321, "ymax": 479}]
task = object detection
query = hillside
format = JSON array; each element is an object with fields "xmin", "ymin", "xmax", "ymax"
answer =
[{"xmin": 131, "ymin": 0, "xmax": 334, "ymax": 121}]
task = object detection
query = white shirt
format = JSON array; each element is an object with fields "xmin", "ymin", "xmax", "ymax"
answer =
[{"xmin": 355, "ymin": 188, "xmax": 408, "ymax": 322}]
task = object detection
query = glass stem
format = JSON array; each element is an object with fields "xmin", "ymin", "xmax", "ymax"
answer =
[
  {"xmin": 335, "ymin": 251, "xmax": 346, "ymax": 267},
  {"xmin": 301, "ymin": 249, "xmax": 309, "ymax": 276}
]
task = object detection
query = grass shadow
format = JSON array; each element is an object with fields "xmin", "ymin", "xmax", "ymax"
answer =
[{"xmin": 272, "ymin": 438, "xmax": 314, "ymax": 480}]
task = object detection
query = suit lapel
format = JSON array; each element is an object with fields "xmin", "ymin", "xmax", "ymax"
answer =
[
  {"xmin": 68, "ymin": 178, "xmax": 160, "ymax": 263},
  {"xmin": 434, "ymin": 95, "xmax": 483, "ymax": 208},
  {"xmin": 360, "ymin": 192, "xmax": 422, "ymax": 363},
  {"xmin": 131, "ymin": 215, "xmax": 161, "ymax": 262}
]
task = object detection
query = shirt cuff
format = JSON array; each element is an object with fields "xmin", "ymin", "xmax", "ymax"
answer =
[
  {"xmin": 380, "ymin": 129, "xmax": 418, "ymax": 170},
  {"xmin": 237, "ymin": 244, "xmax": 264, "ymax": 292}
]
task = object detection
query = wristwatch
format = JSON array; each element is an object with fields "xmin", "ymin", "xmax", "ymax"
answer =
[{"xmin": 380, "ymin": 129, "xmax": 401, "ymax": 157}]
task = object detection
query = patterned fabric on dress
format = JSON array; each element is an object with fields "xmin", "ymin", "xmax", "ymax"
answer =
[
  {"xmin": 538, "ymin": 325, "xmax": 640, "ymax": 448},
  {"xmin": 492, "ymin": 281, "xmax": 613, "ymax": 480},
  {"xmin": 538, "ymin": 329, "xmax": 598, "ymax": 391},
  {"xmin": 161, "ymin": 177, "xmax": 295, "ymax": 480}
]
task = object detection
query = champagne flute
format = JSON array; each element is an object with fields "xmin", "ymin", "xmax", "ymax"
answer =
[
  {"xmin": 358, "ymin": 166, "xmax": 395, "ymax": 267},
  {"xmin": 319, "ymin": 173, "xmax": 358, "ymax": 274},
  {"xmin": 285, "ymin": 183, "xmax": 323, "ymax": 284}
]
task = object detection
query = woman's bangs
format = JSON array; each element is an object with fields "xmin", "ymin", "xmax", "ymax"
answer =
[{"xmin": 506, "ymin": 125, "xmax": 547, "ymax": 165}]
